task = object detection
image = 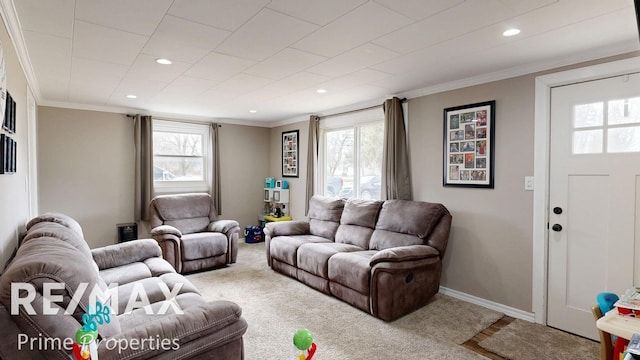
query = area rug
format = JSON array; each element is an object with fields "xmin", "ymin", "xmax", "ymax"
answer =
[
  {"xmin": 187, "ymin": 242, "xmax": 502, "ymax": 359},
  {"xmin": 477, "ymin": 319, "xmax": 600, "ymax": 360}
]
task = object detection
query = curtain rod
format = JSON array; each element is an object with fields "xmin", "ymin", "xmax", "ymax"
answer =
[
  {"xmin": 319, "ymin": 98, "xmax": 407, "ymax": 120},
  {"xmin": 126, "ymin": 114, "xmax": 221, "ymax": 127}
]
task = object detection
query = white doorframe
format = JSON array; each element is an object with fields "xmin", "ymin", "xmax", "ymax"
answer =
[{"xmin": 532, "ymin": 56, "xmax": 640, "ymax": 324}]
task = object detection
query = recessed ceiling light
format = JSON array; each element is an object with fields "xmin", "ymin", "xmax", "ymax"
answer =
[
  {"xmin": 249, "ymin": 110, "xmax": 257, "ymax": 113},
  {"xmin": 502, "ymin": 28, "xmax": 520, "ymax": 37},
  {"xmin": 156, "ymin": 58, "xmax": 172, "ymax": 65},
  {"xmin": 126, "ymin": 94, "xmax": 137, "ymax": 99},
  {"xmin": 316, "ymin": 89, "xmax": 327, "ymax": 94}
]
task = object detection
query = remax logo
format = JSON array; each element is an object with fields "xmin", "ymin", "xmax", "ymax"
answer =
[{"xmin": 11, "ymin": 282, "xmax": 184, "ymax": 315}]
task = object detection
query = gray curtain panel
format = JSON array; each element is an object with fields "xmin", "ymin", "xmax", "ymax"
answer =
[
  {"xmin": 210, "ymin": 123, "xmax": 221, "ymax": 215},
  {"xmin": 134, "ymin": 115, "xmax": 154, "ymax": 221},
  {"xmin": 382, "ymin": 97, "xmax": 412, "ymax": 200},
  {"xmin": 305, "ymin": 115, "xmax": 320, "ymax": 215}
]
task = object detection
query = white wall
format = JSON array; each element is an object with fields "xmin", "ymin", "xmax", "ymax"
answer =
[{"xmin": 0, "ymin": 14, "xmax": 32, "ymax": 271}]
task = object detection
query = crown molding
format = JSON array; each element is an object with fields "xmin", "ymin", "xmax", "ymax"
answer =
[{"xmin": 0, "ymin": 0, "xmax": 41, "ymax": 103}]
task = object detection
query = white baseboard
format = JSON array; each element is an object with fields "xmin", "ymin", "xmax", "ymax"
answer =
[{"xmin": 439, "ymin": 286, "xmax": 536, "ymax": 323}]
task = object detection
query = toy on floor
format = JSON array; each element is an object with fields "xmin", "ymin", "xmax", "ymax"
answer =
[
  {"xmin": 73, "ymin": 301, "xmax": 111, "ymax": 360},
  {"xmin": 292, "ymin": 328, "xmax": 317, "ymax": 360}
]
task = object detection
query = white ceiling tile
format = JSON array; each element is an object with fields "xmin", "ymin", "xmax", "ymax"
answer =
[
  {"xmin": 267, "ymin": 0, "xmax": 367, "ymax": 26},
  {"xmin": 72, "ymin": 21, "xmax": 148, "ymax": 65},
  {"xmin": 497, "ymin": 0, "xmax": 558, "ymax": 14},
  {"xmin": 110, "ymin": 78, "xmax": 169, "ymax": 103},
  {"xmin": 141, "ymin": 15, "xmax": 231, "ymax": 64},
  {"xmin": 200, "ymin": 74, "xmax": 273, "ymax": 100},
  {"xmin": 184, "ymin": 52, "xmax": 256, "ymax": 82},
  {"xmin": 159, "ymin": 76, "xmax": 219, "ymax": 98},
  {"xmin": 307, "ymin": 43, "xmax": 399, "ymax": 78},
  {"xmin": 127, "ymin": 54, "xmax": 192, "ymax": 83},
  {"xmin": 292, "ymin": 2, "xmax": 413, "ymax": 58},
  {"xmin": 372, "ymin": 0, "xmax": 513, "ymax": 54},
  {"xmin": 215, "ymin": 9, "xmax": 318, "ymax": 61},
  {"xmin": 68, "ymin": 77, "xmax": 120, "ymax": 105},
  {"xmin": 240, "ymin": 72, "xmax": 330, "ymax": 102},
  {"xmin": 75, "ymin": 0, "xmax": 173, "ymax": 36},
  {"xmin": 13, "ymin": 0, "xmax": 74, "ymax": 38},
  {"xmin": 36, "ymin": 76, "xmax": 69, "ymax": 102},
  {"xmin": 373, "ymin": 0, "xmax": 464, "ymax": 20},
  {"xmin": 71, "ymin": 57, "xmax": 128, "ymax": 82},
  {"xmin": 243, "ymin": 48, "xmax": 327, "ymax": 80},
  {"xmin": 23, "ymin": 30, "xmax": 72, "ymax": 69},
  {"xmin": 168, "ymin": 0, "xmax": 269, "ymax": 31},
  {"xmin": 318, "ymin": 69, "xmax": 393, "ymax": 92}
]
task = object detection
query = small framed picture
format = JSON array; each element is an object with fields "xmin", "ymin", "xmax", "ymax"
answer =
[{"xmin": 443, "ymin": 100, "xmax": 495, "ymax": 188}]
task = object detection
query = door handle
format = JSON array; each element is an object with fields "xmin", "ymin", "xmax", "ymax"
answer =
[{"xmin": 552, "ymin": 224, "xmax": 563, "ymax": 232}]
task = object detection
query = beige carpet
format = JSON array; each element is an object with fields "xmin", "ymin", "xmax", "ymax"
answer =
[
  {"xmin": 187, "ymin": 242, "xmax": 502, "ymax": 359},
  {"xmin": 478, "ymin": 319, "xmax": 600, "ymax": 360}
]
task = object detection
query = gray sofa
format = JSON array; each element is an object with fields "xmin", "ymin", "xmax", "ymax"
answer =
[
  {"xmin": 264, "ymin": 195, "xmax": 452, "ymax": 321},
  {"xmin": 0, "ymin": 213, "xmax": 247, "ymax": 359}
]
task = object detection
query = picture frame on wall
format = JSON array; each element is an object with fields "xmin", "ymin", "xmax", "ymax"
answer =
[
  {"xmin": 443, "ymin": 100, "xmax": 495, "ymax": 188},
  {"xmin": 282, "ymin": 130, "xmax": 299, "ymax": 178}
]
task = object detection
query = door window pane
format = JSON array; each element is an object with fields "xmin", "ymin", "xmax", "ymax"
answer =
[
  {"xmin": 607, "ymin": 127, "xmax": 640, "ymax": 153},
  {"xmin": 573, "ymin": 129, "xmax": 603, "ymax": 154},
  {"xmin": 608, "ymin": 98, "xmax": 640, "ymax": 125},
  {"xmin": 574, "ymin": 103, "xmax": 603, "ymax": 128}
]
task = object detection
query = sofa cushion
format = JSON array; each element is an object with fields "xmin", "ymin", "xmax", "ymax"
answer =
[
  {"xmin": 370, "ymin": 229, "xmax": 423, "ymax": 251},
  {"xmin": 334, "ymin": 199, "xmax": 382, "ymax": 248},
  {"xmin": 335, "ymin": 224, "xmax": 374, "ymax": 249},
  {"xmin": 270, "ymin": 235, "xmax": 332, "ymax": 266},
  {"xmin": 166, "ymin": 217, "xmax": 211, "ymax": 235},
  {"xmin": 308, "ymin": 196, "xmax": 344, "ymax": 240},
  {"xmin": 376, "ymin": 200, "xmax": 447, "ymax": 238},
  {"xmin": 297, "ymin": 243, "xmax": 363, "ymax": 278},
  {"xmin": 26, "ymin": 212, "xmax": 84, "ymax": 238},
  {"xmin": 181, "ymin": 232, "xmax": 228, "ymax": 261},
  {"xmin": 100, "ymin": 262, "xmax": 152, "ymax": 286},
  {"xmin": 327, "ymin": 251, "xmax": 377, "ymax": 294},
  {"xmin": 308, "ymin": 195, "xmax": 345, "ymax": 222},
  {"xmin": 340, "ymin": 199, "xmax": 382, "ymax": 228}
]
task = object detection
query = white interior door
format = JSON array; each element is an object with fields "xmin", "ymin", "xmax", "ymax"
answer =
[{"xmin": 548, "ymin": 73, "xmax": 640, "ymax": 340}]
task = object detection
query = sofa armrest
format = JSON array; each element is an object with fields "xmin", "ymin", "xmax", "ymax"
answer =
[
  {"xmin": 97, "ymin": 301, "xmax": 247, "ymax": 360},
  {"xmin": 369, "ymin": 245, "xmax": 440, "ymax": 267},
  {"xmin": 150, "ymin": 225, "xmax": 182, "ymax": 237},
  {"xmin": 263, "ymin": 220, "xmax": 309, "ymax": 237},
  {"xmin": 92, "ymin": 239, "xmax": 163, "ymax": 270},
  {"xmin": 208, "ymin": 220, "xmax": 239, "ymax": 234}
]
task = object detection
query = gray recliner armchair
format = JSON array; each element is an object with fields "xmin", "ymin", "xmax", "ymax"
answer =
[{"xmin": 148, "ymin": 193, "xmax": 240, "ymax": 273}]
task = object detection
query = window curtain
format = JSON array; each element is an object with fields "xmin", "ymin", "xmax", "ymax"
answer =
[
  {"xmin": 134, "ymin": 115, "xmax": 154, "ymax": 221},
  {"xmin": 210, "ymin": 123, "xmax": 221, "ymax": 215},
  {"xmin": 382, "ymin": 97, "xmax": 412, "ymax": 200},
  {"xmin": 305, "ymin": 115, "xmax": 320, "ymax": 215}
]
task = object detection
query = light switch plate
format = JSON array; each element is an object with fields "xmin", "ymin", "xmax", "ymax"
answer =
[{"xmin": 525, "ymin": 176, "xmax": 534, "ymax": 191}]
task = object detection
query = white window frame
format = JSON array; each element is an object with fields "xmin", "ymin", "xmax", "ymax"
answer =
[
  {"xmin": 152, "ymin": 119, "xmax": 210, "ymax": 194},
  {"xmin": 318, "ymin": 107, "xmax": 385, "ymax": 198}
]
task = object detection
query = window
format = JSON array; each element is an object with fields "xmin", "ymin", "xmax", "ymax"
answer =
[
  {"xmin": 153, "ymin": 120, "xmax": 210, "ymax": 193},
  {"xmin": 573, "ymin": 97, "xmax": 640, "ymax": 154},
  {"xmin": 319, "ymin": 108, "xmax": 384, "ymax": 200}
]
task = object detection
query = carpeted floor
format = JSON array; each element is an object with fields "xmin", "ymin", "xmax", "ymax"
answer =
[
  {"xmin": 186, "ymin": 242, "xmax": 599, "ymax": 359},
  {"xmin": 477, "ymin": 319, "xmax": 600, "ymax": 360}
]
